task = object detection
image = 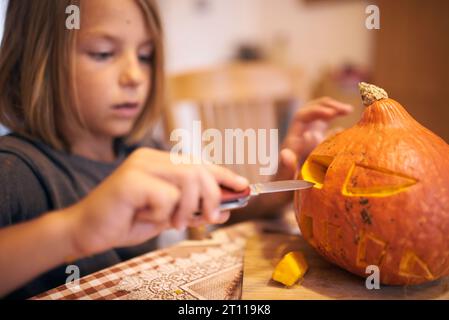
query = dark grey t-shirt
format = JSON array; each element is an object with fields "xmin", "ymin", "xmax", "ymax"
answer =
[{"xmin": 0, "ymin": 133, "xmax": 158, "ymax": 299}]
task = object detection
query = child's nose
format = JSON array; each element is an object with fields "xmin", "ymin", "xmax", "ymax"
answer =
[{"xmin": 119, "ymin": 54, "xmax": 146, "ymax": 88}]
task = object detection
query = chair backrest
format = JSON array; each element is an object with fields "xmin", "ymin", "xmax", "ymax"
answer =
[{"xmin": 165, "ymin": 62, "xmax": 301, "ymax": 183}]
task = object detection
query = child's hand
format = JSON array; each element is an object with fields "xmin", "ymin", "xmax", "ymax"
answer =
[
  {"xmin": 122, "ymin": 149, "xmax": 249, "ymax": 229},
  {"xmin": 66, "ymin": 148, "xmax": 249, "ymax": 257},
  {"xmin": 231, "ymin": 97, "xmax": 354, "ymax": 221},
  {"xmin": 276, "ymin": 97, "xmax": 353, "ymax": 182}
]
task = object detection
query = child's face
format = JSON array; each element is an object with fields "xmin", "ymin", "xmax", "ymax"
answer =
[{"xmin": 73, "ymin": 0, "xmax": 153, "ymax": 139}]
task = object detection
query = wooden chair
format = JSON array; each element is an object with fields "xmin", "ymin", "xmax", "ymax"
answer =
[{"xmin": 164, "ymin": 62, "xmax": 303, "ymax": 184}]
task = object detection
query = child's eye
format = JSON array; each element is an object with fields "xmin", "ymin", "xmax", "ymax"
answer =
[
  {"xmin": 89, "ymin": 52, "xmax": 114, "ymax": 61},
  {"xmin": 138, "ymin": 54, "xmax": 153, "ymax": 64}
]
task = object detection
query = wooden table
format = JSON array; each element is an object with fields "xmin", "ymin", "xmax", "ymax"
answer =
[{"xmin": 33, "ymin": 211, "xmax": 449, "ymax": 300}]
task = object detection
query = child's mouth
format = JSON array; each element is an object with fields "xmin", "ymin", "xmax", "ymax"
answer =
[{"xmin": 112, "ymin": 103, "xmax": 140, "ymax": 118}]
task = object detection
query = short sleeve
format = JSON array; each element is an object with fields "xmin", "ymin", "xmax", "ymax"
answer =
[{"xmin": 0, "ymin": 153, "xmax": 49, "ymax": 227}]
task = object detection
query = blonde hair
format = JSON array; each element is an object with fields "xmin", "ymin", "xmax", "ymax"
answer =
[{"xmin": 0, "ymin": 0, "xmax": 164, "ymax": 150}]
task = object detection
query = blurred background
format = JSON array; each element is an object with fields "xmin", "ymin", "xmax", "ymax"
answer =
[
  {"xmin": 157, "ymin": 0, "xmax": 449, "ymax": 139},
  {"xmin": 159, "ymin": 0, "xmax": 372, "ymax": 93},
  {"xmin": 0, "ymin": 0, "xmax": 448, "ymax": 142}
]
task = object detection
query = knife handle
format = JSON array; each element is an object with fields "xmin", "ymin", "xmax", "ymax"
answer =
[{"xmin": 220, "ymin": 186, "xmax": 251, "ymax": 203}]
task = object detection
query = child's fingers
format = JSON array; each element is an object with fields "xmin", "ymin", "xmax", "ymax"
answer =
[
  {"xmin": 206, "ymin": 164, "xmax": 249, "ymax": 191},
  {"xmin": 216, "ymin": 211, "xmax": 231, "ymax": 224},
  {"xmin": 315, "ymin": 97, "xmax": 354, "ymax": 114},
  {"xmin": 165, "ymin": 167, "xmax": 221, "ymax": 228},
  {"xmin": 171, "ymin": 174, "xmax": 201, "ymax": 230},
  {"xmin": 139, "ymin": 176, "xmax": 181, "ymax": 224},
  {"xmin": 187, "ymin": 210, "xmax": 230, "ymax": 227},
  {"xmin": 295, "ymin": 106, "xmax": 339, "ymax": 123},
  {"xmin": 129, "ymin": 148, "xmax": 249, "ymax": 192},
  {"xmin": 126, "ymin": 221, "xmax": 170, "ymax": 246},
  {"xmin": 276, "ymin": 148, "xmax": 298, "ymax": 181},
  {"xmin": 198, "ymin": 170, "xmax": 221, "ymax": 224}
]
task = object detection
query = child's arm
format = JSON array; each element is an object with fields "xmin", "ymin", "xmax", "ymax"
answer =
[
  {"xmin": 227, "ymin": 97, "xmax": 353, "ymax": 223},
  {"xmin": 0, "ymin": 148, "xmax": 249, "ymax": 297},
  {"xmin": 0, "ymin": 171, "xmax": 180, "ymax": 297},
  {"xmin": 0, "ymin": 208, "xmax": 81, "ymax": 297}
]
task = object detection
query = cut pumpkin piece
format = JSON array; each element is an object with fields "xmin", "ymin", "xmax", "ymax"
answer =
[
  {"xmin": 272, "ymin": 251, "xmax": 309, "ymax": 287},
  {"xmin": 301, "ymin": 155, "xmax": 334, "ymax": 189}
]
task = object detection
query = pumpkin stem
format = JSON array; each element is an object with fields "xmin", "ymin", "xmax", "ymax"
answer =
[{"xmin": 359, "ymin": 82, "xmax": 388, "ymax": 106}]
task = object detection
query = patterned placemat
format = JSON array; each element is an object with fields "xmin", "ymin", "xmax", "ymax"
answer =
[{"xmin": 33, "ymin": 222, "xmax": 262, "ymax": 300}]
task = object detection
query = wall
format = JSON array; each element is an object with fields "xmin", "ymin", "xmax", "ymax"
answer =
[
  {"xmin": 157, "ymin": 0, "xmax": 374, "ymax": 90},
  {"xmin": 373, "ymin": 0, "xmax": 449, "ymax": 142},
  {"xmin": 157, "ymin": 0, "xmax": 263, "ymax": 74},
  {"xmin": 258, "ymin": 0, "xmax": 373, "ymax": 88}
]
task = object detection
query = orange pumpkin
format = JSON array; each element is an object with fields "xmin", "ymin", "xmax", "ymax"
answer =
[{"xmin": 295, "ymin": 82, "xmax": 449, "ymax": 285}]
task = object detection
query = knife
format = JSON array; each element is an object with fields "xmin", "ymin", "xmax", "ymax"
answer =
[{"xmin": 219, "ymin": 180, "xmax": 314, "ymax": 211}]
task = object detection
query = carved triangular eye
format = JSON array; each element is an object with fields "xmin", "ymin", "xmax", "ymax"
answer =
[
  {"xmin": 301, "ymin": 155, "xmax": 335, "ymax": 189},
  {"xmin": 342, "ymin": 163, "xmax": 418, "ymax": 197},
  {"xmin": 399, "ymin": 251, "xmax": 434, "ymax": 281}
]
